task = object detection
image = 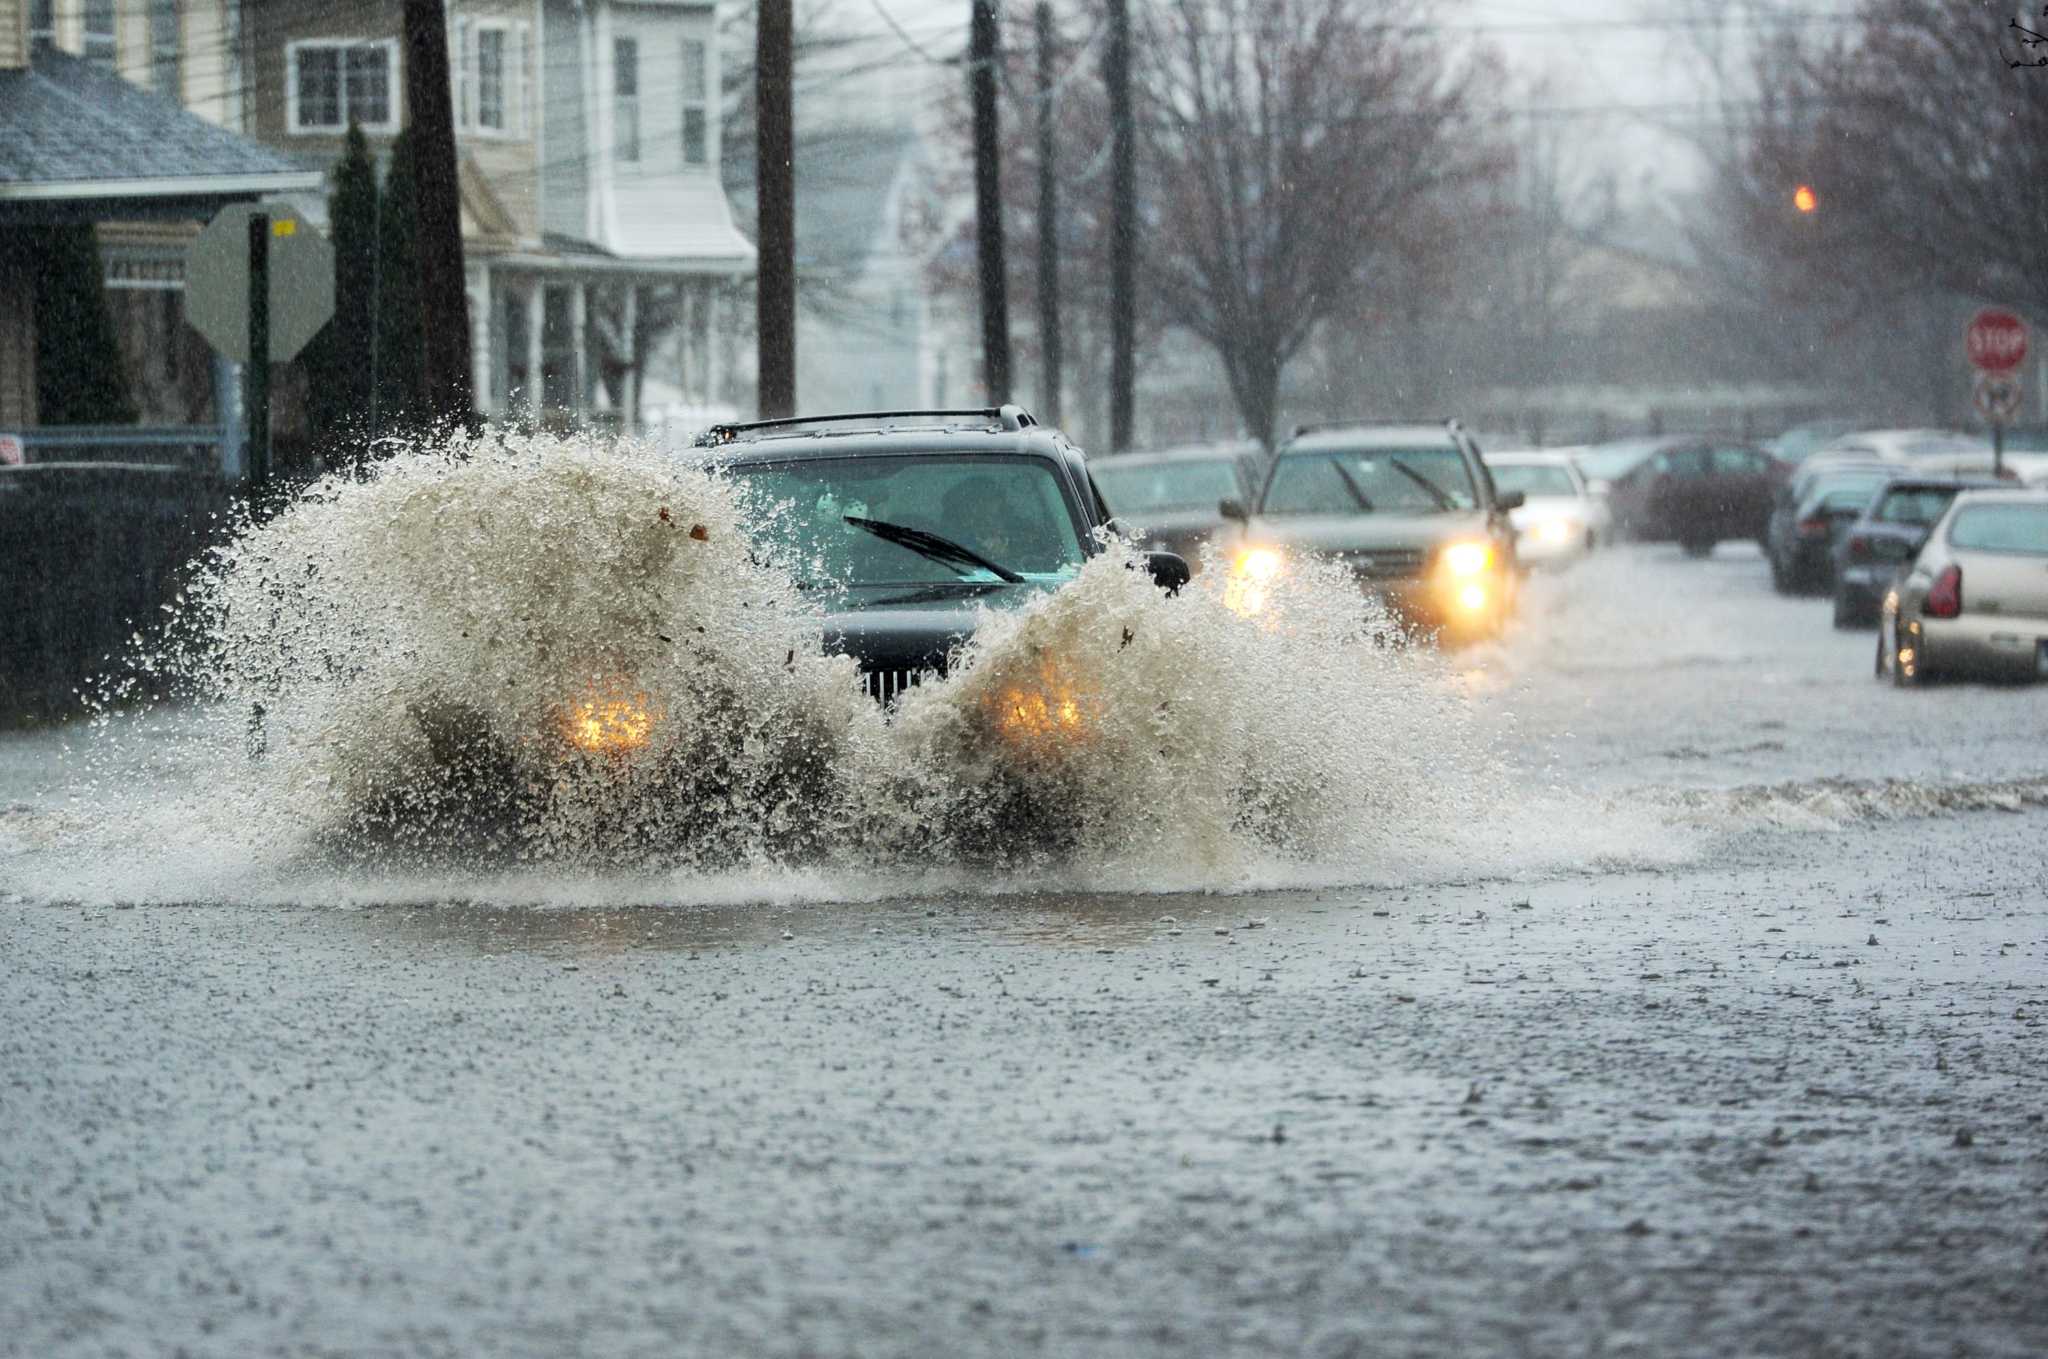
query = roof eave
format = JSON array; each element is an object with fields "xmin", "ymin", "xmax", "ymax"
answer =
[{"xmin": 0, "ymin": 170, "xmax": 326, "ymax": 201}]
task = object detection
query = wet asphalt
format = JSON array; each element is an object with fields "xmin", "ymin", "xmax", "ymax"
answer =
[{"xmin": 4, "ymin": 544, "xmax": 2047, "ymax": 1358}]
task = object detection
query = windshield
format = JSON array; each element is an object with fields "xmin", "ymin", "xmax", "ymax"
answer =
[
  {"xmin": 1488, "ymin": 463, "xmax": 1578, "ymax": 497},
  {"xmin": 1948, "ymin": 503, "xmax": 2048, "ymax": 554},
  {"xmin": 729, "ymin": 454, "xmax": 1086, "ymax": 587},
  {"xmin": 1261, "ymin": 446, "xmax": 1476, "ymax": 516},
  {"xmin": 1574, "ymin": 441, "xmax": 1663, "ymax": 481},
  {"xmin": 1801, "ymin": 470, "xmax": 1888, "ymax": 507},
  {"xmin": 1874, "ymin": 487, "xmax": 1959, "ymax": 525},
  {"xmin": 1094, "ymin": 459, "xmax": 1241, "ymax": 514}
]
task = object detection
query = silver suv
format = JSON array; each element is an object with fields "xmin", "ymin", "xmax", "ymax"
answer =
[{"xmin": 1219, "ymin": 420, "xmax": 1524, "ymax": 641}]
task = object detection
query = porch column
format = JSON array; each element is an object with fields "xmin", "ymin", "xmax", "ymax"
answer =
[
  {"xmin": 470, "ymin": 262, "xmax": 493, "ymax": 415},
  {"xmin": 572, "ymin": 281, "xmax": 590, "ymax": 417},
  {"xmin": 524, "ymin": 281, "xmax": 544, "ymax": 420},
  {"xmin": 702, "ymin": 280, "xmax": 722, "ymax": 408},
  {"xmin": 620, "ymin": 283, "xmax": 639, "ymax": 432}
]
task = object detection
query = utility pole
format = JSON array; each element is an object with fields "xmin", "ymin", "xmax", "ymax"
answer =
[
  {"xmin": 756, "ymin": 0, "xmax": 797, "ymax": 419},
  {"xmin": 970, "ymin": 0, "xmax": 1012, "ymax": 404},
  {"xmin": 1105, "ymin": 0, "xmax": 1135, "ymax": 449},
  {"xmin": 400, "ymin": 0, "xmax": 473, "ymax": 428},
  {"xmin": 1033, "ymin": 1, "xmax": 1061, "ymax": 427}
]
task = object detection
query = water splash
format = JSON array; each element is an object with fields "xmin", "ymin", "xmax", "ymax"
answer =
[{"xmin": 18, "ymin": 430, "xmax": 1675, "ymax": 904}]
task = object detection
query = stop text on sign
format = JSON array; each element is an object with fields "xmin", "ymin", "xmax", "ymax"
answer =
[{"xmin": 1966, "ymin": 308, "xmax": 2029, "ymax": 373}]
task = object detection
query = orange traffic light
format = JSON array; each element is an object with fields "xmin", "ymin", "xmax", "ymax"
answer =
[{"xmin": 1793, "ymin": 184, "xmax": 1818, "ymax": 213}]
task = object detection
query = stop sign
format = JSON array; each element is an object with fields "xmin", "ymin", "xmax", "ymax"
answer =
[
  {"xmin": 184, "ymin": 203, "xmax": 335, "ymax": 365},
  {"xmin": 1966, "ymin": 308, "xmax": 2029, "ymax": 373}
]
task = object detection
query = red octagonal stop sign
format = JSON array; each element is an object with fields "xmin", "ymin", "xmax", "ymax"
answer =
[{"xmin": 1966, "ymin": 308, "xmax": 2029, "ymax": 373}]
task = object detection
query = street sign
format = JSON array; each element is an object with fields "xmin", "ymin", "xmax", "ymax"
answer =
[
  {"xmin": 1965, "ymin": 307, "xmax": 2029, "ymax": 374},
  {"xmin": 184, "ymin": 203, "xmax": 335, "ymax": 365},
  {"xmin": 1973, "ymin": 371, "xmax": 2024, "ymax": 424}
]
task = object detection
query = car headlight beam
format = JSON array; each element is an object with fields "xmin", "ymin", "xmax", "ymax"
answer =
[{"xmin": 1440, "ymin": 541, "xmax": 1493, "ymax": 577}]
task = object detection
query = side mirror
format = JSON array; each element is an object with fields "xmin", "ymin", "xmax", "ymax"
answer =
[
  {"xmin": 1145, "ymin": 550, "xmax": 1192, "ymax": 595},
  {"xmin": 1495, "ymin": 489, "xmax": 1526, "ymax": 512},
  {"xmin": 1218, "ymin": 496, "xmax": 1248, "ymax": 522}
]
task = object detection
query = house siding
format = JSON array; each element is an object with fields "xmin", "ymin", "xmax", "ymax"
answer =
[
  {"xmin": 540, "ymin": 0, "xmax": 586, "ymax": 241},
  {"xmin": 0, "ymin": 0, "xmax": 28, "ymax": 71},
  {"xmin": 244, "ymin": 0, "xmax": 543, "ymax": 247}
]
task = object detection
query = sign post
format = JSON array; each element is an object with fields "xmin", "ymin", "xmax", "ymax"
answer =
[
  {"xmin": 185, "ymin": 204, "xmax": 335, "ymax": 488},
  {"xmin": 246, "ymin": 214, "xmax": 270, "ymax": 488},
  {"xmin": 1966, "ymin": 307, "xmax": 2030, "ymax": 477}
]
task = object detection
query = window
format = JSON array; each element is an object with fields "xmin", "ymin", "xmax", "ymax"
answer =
[
  {"xmin": 1948, "ymin": 503, "xmax": 2048, "ymax": 554},
  {"xmin": 476, "ymin": 27, "xmax": 507, "ymax": 131},
  {"xmin": 1710, "ymin": 446, "xmax": 1763, "ymax": 476},
  {"xmin": 681, "ymin": 38, "xmax": 708, "ymax": 165},
  {"xmin": 1262, "ymin": 448, "xmax": 1478, "ymax": 516},
  {"xmin": 29, "ymin": 0, "xmax": 52, "ymax": 53},
  {"xmin": 150, "ymin": 0, "xmax": 181, "ymax": 97},
  {"xmin": 289, "ymin": 41, "xmax": 398, "ymax": 134},
  {"xmin": 614, "ymin": 37, "xmax": 639, "ymax": 162},
  {"xmin": 83, "ymin": 0, "xmax": 116, "ymax": 67}
]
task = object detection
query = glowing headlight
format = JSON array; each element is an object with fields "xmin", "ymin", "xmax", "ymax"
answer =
[
  {"xmin": 1456, "ymin": 583, "xmax": 1489, "ymax": 613},
  {"xmin": 1440, "ymin": 541, "xmax": 1494, "ymax": 576},
  {"xmin": 558, "ymin": 688, "xmax": 658, "ymax": 754},
  {"xmin": 1533, "ymin": 517, "xmax": 1577, "ymax": 545},
  {"xmin": 1234, "ymin": 546, "xmax": 1285, "ymax": 582}
]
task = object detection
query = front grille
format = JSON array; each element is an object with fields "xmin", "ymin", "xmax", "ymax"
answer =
[
  {"xmin": 861, "ymin": 668, "xmax": 933, "ymax": 706},
  {"xmin": 1337, "ymin": 547, "xmax": 1427, "ymax": 580}
]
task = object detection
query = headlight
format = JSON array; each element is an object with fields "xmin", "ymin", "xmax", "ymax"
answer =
[
  {"xmin": 1439, "ymin": 541, "xmax": 1494, "ymax": 576},
  {"xmin": 558, "ymin": 688, "xmax": 658, "ymax": 754},
  {"xmin": 1532, "ymin": 517, "xmax": 1577, "ymax": 545},
  {"xmin": 1233, "ymin": 546, "xmax": 1285, "ymax": 582}
]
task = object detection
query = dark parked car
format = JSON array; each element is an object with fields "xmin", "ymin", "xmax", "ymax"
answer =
[
  {"xmin": 1091, "ymin": 441, "xmax": 1263, "ymax": 572},
  {"xmin": 1601, "ymin": 437, "xmax": 1786, "ymax": 555},
  {"xmin": 1830, "ymin": 476, "xmax": 2004, "ymax": 627},
  {"xmin": 1765, "ymin": 461, "xmax": 1893, "ymax": 594}
]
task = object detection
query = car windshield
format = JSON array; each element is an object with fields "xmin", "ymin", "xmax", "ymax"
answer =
[
  {"xmin": 1874, "ymin": 487, "xmax": 1958, "ymax": 525},
  {"xmin": 728, "ymin": 454, "xmax": 1086, "ymax": 587},
  {"xmin": 1488, "ymin": 463, "xmax": 1578, "ymax": 497},
  {"xmin": 1261, "ymin": 446, "xmax": 1476, "ymax": 515},
  {"xmin": 1094, "ymin": 459, "xmax": 1240, "ymax": 514},
  {"xmin": 1948, "ymin": 502, "xmax": 2048, "ymax": 554},
  {"xmin": 1801, "ymin": 469, "xmax": 1888, "ymax": 505},
  {"xmin": 1574, "ymin": 441, "xmax": 1663, "ymax": 481}
]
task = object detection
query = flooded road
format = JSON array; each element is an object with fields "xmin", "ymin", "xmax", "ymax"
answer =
[{"xmin": 4, "ymin": 543, "xmax": 2047, "ymax": 1357}]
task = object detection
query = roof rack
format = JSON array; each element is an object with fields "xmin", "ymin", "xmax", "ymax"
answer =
[
  {"xmin": 697, "ymin": 405, "xmax": 1038, "ymax": 446},
  {"xmin": 1290, "ymin": 416, "xmax": 1461, "ymax": 439}
]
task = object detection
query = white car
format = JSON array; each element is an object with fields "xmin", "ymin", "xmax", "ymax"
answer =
[
  {"xmin": 1816, "ymin": 428, "xmax": 1991, "ymax": 472},
  {"xmin": 1483, "ymin": 451, "xmax": 1610, "ymax": 567}
]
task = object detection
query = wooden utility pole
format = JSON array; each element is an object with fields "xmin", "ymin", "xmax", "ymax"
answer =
[
  {"xmin": 756, "ymin": 0, "xmax": 797, "ymax": 419},
  {"xmin": 970, "ymin": 0, "xmax": 1012, "ymax": 404},
  {"xmin": 400, "ymin": 0, "xmax": 473, "ymax": 427},
  {"xmin": 1105, "ymin": 0, "xmax": 1135, "ymax": 449},
  {"xmin": 1033, "ymin": 1, "xmax": 1061, "ymax": 427}
]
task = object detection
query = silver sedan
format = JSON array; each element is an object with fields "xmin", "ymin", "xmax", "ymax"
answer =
[{"xmin": 1878, "ymin": 489, "xmax": 2048, "ymax": 684}]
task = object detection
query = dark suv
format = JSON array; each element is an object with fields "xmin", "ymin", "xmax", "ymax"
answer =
[{"xmin": 695, "ymin": 406, "xmax": 1187, "ymax": 699}]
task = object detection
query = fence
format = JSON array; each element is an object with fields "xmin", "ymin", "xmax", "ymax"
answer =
[{"xmin": 0, "ymin": 461, "xmax": 231, "ymax": 722}]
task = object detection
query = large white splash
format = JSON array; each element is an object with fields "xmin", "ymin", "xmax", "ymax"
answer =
[{"xmin": 17, "ymin": 431, "xmax": 1675, "ymax": 904}]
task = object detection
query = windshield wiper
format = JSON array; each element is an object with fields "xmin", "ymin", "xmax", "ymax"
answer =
[
  {"xmin": 843, "ymin": 515, "xmax": 1025, "ymax": 584},
  {"xmin": 866, "ymin": 580, "xmax": 1013, "ymax": 607},
  {"xmin": 1330, "ymin": 460, "xmax": 1376, "ymax": 511},
  {"xmin": 1386, "ymin": 458, "xmax": 1457, "ymax": 512}
]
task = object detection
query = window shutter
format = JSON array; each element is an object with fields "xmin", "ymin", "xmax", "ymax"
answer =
[{"xmin": 452, "ymin": 15, "xmax": 470, "ymax": 128}]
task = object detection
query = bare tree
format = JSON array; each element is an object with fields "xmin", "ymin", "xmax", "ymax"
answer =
[{"xmin": 1134, "ymin": 0, "xmax": 1497, "ymax": 445}]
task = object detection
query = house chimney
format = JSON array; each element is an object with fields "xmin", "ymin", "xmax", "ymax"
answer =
[{"xmin": 1, "ymin": 0, "xmax": 29, "ymax": 70}]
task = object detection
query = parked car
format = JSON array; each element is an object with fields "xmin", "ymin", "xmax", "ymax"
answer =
[
  {"xmin": 1878, "ymin": 489, "xmax": 2048, "ymax": 684},
  {"xmin": 1600, "ymin": 437, "xmax": 1786, "ymax": 555},
  {"xmin": 1571, "ymin": 438, "xmax": 1665, "ymax": 494},
  {"xmin": 1482, "ymin": 451, "xmax": 1611, "ymax": 568},
  {"xmin": 1766, "ymin": 461, "xmax": 1895, "ymax": 594},
  {"xmin": 1765, "ymin": 419, "xmax": 1861, "ymax": 465},
  {"xmin": 1830, "ymin": 475, "xmax": 2004, "ymax": 628},
  {"xmin": 1220, "ymin": 420, "xmax": 1522, "ymax": 642},
  {"xmin": 1817, "ymin": 428, "xmax": 1990, "ymax": 470},
  {"xmin": 1091, "ymin": 441, "xmax": 1263, "ymax": 572}
]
